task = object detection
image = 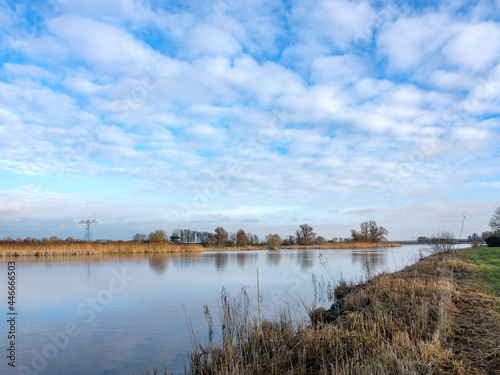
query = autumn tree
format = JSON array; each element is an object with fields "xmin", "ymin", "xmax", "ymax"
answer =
[
  {"xmin": 236, "ymin": 229, "xmax": 248, "ymax": 247},
  {"xmin": 266, "ymin": 234, "xmax": 282, "ymax": 249},
  {"xmin": 213, "ymin": 227, "xmax": 228, "ymax": 247},
  {"xmin": 351, "ymin": 220, "xmax": 388, "ymax": 242},
  {"xmin": 149, "ymin": 230, "xmax": 168, "ymax": 242}
]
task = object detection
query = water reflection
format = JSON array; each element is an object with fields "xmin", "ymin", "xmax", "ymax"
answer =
[
  {"xmin": 5, "ymin": 245, "xmax": 427, "ymax": 375},
  {"xmin": 148, "ymin": 255, "xmax": 168, "ymax": 275},
  {"xmin": 236, "ymin": 252, "xmax": 248, "ymax": 266},
  {"xmin": 266, "ymin": 250, "xmax": 281, "ymax": 266},
  {"xmin": 351, "ymin": 250, "xmax": 387, "ymax": 273},
  {"xmin": 214, "ymin": 252, "xmax": 228, "ymax": 271},
  {"xmin": 296, "ymin": 250, "xmax": 313, "ymax": 271}
]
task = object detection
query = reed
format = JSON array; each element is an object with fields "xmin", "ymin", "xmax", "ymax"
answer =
[
  {"xmin": 0, "ymin": 242, "xmax": 205, "ymax": 257},
  {"xmin": 182, "ymin": 248, "xmax": 499, "ymax": 375}
]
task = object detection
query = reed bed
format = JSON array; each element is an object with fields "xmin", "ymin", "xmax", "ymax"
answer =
[
  {"xmin": 0, "ymin": 241, "xmax": 401, "ymax": 258},
  {"xmin": 288, "ymin": 241, "xmax": 401, "ymax": 250},
  {"xmin": 182, "ymin": 250, "xmax": 498, "ymax": 375},
  {"xmin": 0, "ymin": 242, "xmax": 205, "ymax": 257}
]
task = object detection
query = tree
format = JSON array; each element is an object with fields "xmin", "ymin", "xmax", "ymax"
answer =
[
  {"xmin": 169, "ymin": 234, "xmax": 180, "ymax": 243},
  {"xmin": 213, "ymin": 227, "xmax": 228, "ymax": 247},
  {"xmin": 489, "ymin": 206, "xmax": 500, "ymax": 232},
  {"xmin": 132, "ymin": 233, "xmax": 147, "ymax": 242},
  {"xmin": 426, "ymin": 231, "xmax": 455, "ymax": 254},
  {"xmin": 266, "ymin": 234, "xmax": 282, "ymax": 249},
  {"xmin": 149, "ymin": 230, "xmax": 168, "ymax": 243},
  {"xmin": 236, "ymin": 229, "xmax": 248, "ymax": 247},
  {"xmin": 315, "ymin": 236, "xmax": 326, "ymax": 243},
  {"xmin": 296, "ymin": 224, "xmax": 316, "ymax": 245},
  {"xmin": 351, "ymin": 220, "xmax": 388, "ymax": 242},
  {"xmin": 65, "ymin": 237, "xmax": 74, "ymax": 243}
]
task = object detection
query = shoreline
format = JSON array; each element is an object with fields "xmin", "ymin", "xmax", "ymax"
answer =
[
  {"xmin": 183, "ymin": 246, "xmax": 500, "ymax": 374},
  {"xmin": 0, "ymin": 241, "xmax": 401, "ymax": 258}
]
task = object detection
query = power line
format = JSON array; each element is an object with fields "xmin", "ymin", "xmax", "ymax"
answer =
[{"xmin": 80, "ymin": 220, "xmax": 98, "ymax": 242}]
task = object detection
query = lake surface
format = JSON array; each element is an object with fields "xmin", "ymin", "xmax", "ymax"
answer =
[{"xmin": 0, "ymin": 245, "xmax": 464, "ymax": 374}]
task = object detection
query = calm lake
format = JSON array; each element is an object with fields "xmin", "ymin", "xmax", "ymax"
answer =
[{"xmin": 1, "ymin": 245, "xmax": 461, "ymax": 374}]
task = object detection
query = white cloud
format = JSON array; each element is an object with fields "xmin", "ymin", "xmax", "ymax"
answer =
[
  {"xmin": 443, "ymin": 22, "xmax": 500, "ymax": 71},
  {"xmin": 186, "ymin": 24, "xmax": 241, "ymax": 57}
]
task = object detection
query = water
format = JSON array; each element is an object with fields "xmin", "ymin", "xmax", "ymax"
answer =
[{"xmin": 0, "ymin": 245, "xmax": 461, "ymax": 374}]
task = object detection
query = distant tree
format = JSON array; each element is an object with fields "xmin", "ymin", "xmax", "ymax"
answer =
[
  {"xmin": 169, "ymin": 234, "xmax": 180, "ymax": 243},
  {"xmin": 315, "ymin": 236, "xmax": 326, "ymax": 243},
  {"xmin": 6, "ymin": 237, "xmax": 14, "ymax": 243},
  {"xmin": 266, "ymin": 234, "xmax": 282, "ymax": 249},
  {"xmin": 229, "ymin": 232, "xmax": 237, "ymax": 244},
  {"xmin": 288, "ymin": 235, "xmax": 295, "ymax": 245},
  {"xmin": 484, "ymin": 234, "xmax": 500, "ymax": 247},
  {"xmin": 65, "ymin": 237, "xmax": 74, "ymax": 243},
  {"xmin": 252, "ymin": 234, "xmax": 259, "ymax": 245},
  {"xmin": 300, "ymin": 224, "xmax": 316, "ymax": 240},
  {"xmin": 489, "ymin": 206, "xmax": 500, "ymax": 232},
  {"xmin": 426, "ymin": 231, "xmax": 455, "ymax": 254},
  {"xmin": 132, "ymin": 233, "xmax": 147, "ymax": 243},
  {"xmin": 351, "ymin": 220, "xmax": 388, "ymax": 242},
  {"xmin": 213, "ymin": 227, "xmax": 228, "ymax": 247},
  {"xmin": 236, "ymin": 229, "xmax": 248, "ymax": 247},
  {"xmin": 49, "ymin": 236, "xmax": 61, "ymax": 243},
  {"xmin": 149, "ymin": 230, "xmax": 168, "ymax": 243},
  {"xmin": 296, "ymin": 224, "xmax": 316, "ymax": 245}
]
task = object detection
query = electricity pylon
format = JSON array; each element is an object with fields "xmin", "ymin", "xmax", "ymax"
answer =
[{"xmin": 80, "ymin": 220, "xmax": 97, "ymax": 242}]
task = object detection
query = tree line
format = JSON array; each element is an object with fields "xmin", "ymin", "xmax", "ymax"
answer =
[{"xmin": 131, "ymin": 220, "xmax": 391, "ymax": 248}]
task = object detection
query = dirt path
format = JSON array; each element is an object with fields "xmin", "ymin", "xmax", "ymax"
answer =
[{"xmin": 450, "ymin": 257, "xmax": 500, "ymax": 374}]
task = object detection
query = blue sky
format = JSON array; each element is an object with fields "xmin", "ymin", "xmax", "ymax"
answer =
[{"xmin": 0, "ymin": 0, "xmax": 499, "ymax": 241}]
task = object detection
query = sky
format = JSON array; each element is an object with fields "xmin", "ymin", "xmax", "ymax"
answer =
[{"xmin": 0, "ymin": 0, "xmax": 499, "ymax": 241}]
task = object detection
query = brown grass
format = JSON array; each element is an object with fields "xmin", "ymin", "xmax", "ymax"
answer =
[
  {"xmin": 288, "ymin": 241, "xmax": 401, "ymax": 250},
  {"xmin": 0, "ymin": 241, "xmax": 400, "ymax": 258},
  {"xmin": 0, "ymin": 242, "xmax": 205, "ymax": 257},
  {"xmin": 182, "ymin": 249, "xmax": 499, "ymax": 375}
]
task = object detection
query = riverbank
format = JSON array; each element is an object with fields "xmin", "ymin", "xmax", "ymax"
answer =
[
  {"xmin": 0, "ymin": 241, "xmax": 400, "ymax": 257},
  {"xmin": 182, "ymin": 247, "xmax": 499, "ymax": 374}
]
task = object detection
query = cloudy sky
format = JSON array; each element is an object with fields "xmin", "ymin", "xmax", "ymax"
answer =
[{"xmin": 0, "ymin": 0, "xmax": 499, "ymax": 241}]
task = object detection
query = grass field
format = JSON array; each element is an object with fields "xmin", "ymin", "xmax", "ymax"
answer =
[{"xmin": 465, "ymin": 246, "xmax": 500, "ymax": 294}]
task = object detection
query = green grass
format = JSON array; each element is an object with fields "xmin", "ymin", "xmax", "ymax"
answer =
[{"xmin": 465, "ymin": 246, "xmax": 500, "ymax": 294}]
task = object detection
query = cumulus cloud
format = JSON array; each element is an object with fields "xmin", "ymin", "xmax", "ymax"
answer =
[{"xmin": 0, "ymin": 0, "xmax": 498, "ymax": 240}]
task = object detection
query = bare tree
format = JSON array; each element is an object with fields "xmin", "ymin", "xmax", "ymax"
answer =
[
  {"xmin": 214, "ymin": 227, "xmax": 228, "ymax": 247},
  {"xmin": 351, "ymin": 220, "xmax": 388, "ymax": 242},
  {"xmin": 133, "ymin": 233, "xmax": 147, "ymax": 242},
  {"xmin": 426, "ymin": 231, "xmax": 455, "ymax": 255},
  {"xmin": 296, "ymin": 224, "xmax": 316, "ymax": 245},
  {"xmin": 489, "ymin": 206, "xmax": 500, "ymax": 232}
]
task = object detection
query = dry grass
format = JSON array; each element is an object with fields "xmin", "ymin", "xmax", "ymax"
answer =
[
  {"xmin": 288, "ymin": 241, "xmax": 401, "ymax": 250},
  {"xmin": 0, "ymin": 241, "xmax": 400, "ymax": 258},
  {"xmin": 0, "ymin": 242, "xmax": 205, "ymax": 257},
  {"xmin": 181, "ymin": 249, "xmax": 499, "ymax": 375}
]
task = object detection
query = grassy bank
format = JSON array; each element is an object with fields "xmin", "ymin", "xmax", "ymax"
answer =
[
  {"xmin": 177, "ymin": 247, "xmax": 499, "ymax": 375},
  {"xmin": 0, "ymin": 241, "xmax": 400, "ymax": 258},
  {"xmin": 464, "ymin": 246, "xmax": 500, "ymax": 294}
]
